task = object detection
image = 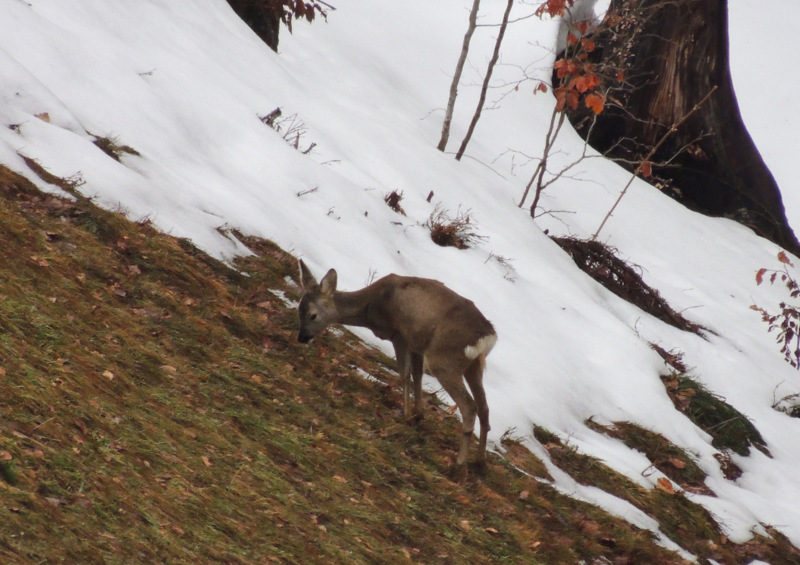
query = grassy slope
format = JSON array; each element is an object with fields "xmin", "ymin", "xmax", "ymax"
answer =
[{"xmin": 0, "ymin": 165, "xmax": 796, "ymax": 564}]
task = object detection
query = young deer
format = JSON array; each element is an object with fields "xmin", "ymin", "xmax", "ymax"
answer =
[{"xmin": 297, "ymin": 260, "xmax": 497, "ymax": 476}]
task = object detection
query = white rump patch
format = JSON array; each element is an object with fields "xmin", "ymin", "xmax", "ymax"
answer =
[{"xmin": 464, "ymin": 333, "xmax": 497, "ymax": 360}]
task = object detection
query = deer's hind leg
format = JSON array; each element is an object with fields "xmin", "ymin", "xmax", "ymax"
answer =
[
  {"xmin": 410, "ymin": 352, "xmax": 424, "ymax": 421},
  {"xmin": 430, "ymin": 363, "xmax": 477, "ymax": 474},
  {"xmin": 392, "ymin": 340, "xmax": 413, "ymax": 420},
  {"xmin": 464, "ymin": 356, "xmax": 490, "ymax": 469}
]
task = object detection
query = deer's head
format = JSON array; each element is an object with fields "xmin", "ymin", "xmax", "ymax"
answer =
[{"xmin": 297, "ymin": 260, "xmax": 338, "ymax": 343}]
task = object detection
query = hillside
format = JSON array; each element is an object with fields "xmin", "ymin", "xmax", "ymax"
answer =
[
  {"xmin": 3, "ymin": 1, "xmax": 800, "ymax": 563},
  {"xmin": 2, "ymin": 165, "xmax": 799, "ymax": 564}
]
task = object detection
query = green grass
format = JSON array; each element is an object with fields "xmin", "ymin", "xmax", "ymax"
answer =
[{"xmin": 0, "ymin": 163, "xmax": 796, "ymax": 564}]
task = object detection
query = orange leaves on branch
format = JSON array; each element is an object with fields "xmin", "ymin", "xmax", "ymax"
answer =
[
  {"xmin": 553, "ymin": 58, "xmax": 578, "ymax": 79},
  {"xmin": 572, "ymin": 73, "xmax": 600, "ymax": 94},
  {"xmin": 551, "ymin": 17, "xmax": 605, "ymax": 116},
  {"xmin": 535, "ymin": 82, "xmax": 549, "ymax": 95},
  {"xmin": 535, "ymin": 0, "xmax": 574, "ymax": 18},
  {"xmin": 554, "ymin": 86, "xmax": 580, "ymax": 112},
  {"xmin": 554, "ymin": 52, "xmax": 603, "ymax": 115},
  {"xmin": 640, "ymin": 160, "xmax": 653, "ymax": 178},
  {"xmin": 585, "ymin": 93, "xmax": 605, "ymax": 114},
  {"xmin": 778, "ymin": 250, "xmax": 793, "ymax": 266}
]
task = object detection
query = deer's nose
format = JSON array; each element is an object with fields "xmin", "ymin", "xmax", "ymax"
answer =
[{"xmin": 298, "ymin": 331, "xmax": 312, "ymax": 344}]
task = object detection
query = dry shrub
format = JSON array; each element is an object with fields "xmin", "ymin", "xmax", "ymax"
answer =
[
  {"xmin": 553, "ymin": 236, "xmax": 704, "ymax": 335},
  {"xmin": 424, "ymin": 204, "xmax": 485, "ymax": 249}
]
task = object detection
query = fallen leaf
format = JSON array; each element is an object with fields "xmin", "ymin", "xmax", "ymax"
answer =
[
  {"xmin": 519, "ymin": 490, "xmax": 530, "ymax": 500},
  {"xmin": 333, "ymin": 475, "xmax": 348, "ymax": 484},
  {"xmin": 201, "ymin": 456, "xmax": 212, "ymax": 467},
  {"xmin": 656, "ymin": 477, "xmax": 676, "ymax": 494},
  {"xmin": 102, "ymin": 370, "xmax": 115, "ymax": 380},
  {"xmin": 668, "ymin": 457, "xmax": 687, "ymax": 470},
  {"xmin": 458, "ymin": 520, "xmax": 472, "ymax": 532},
  {"xmin": 0, "ymin": 451, "xmax": 12, "ymax": 461}
]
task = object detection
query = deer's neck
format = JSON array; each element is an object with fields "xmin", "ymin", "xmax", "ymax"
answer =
[{"xmin": 333, "ymin": 288, "xmax": 373, "ymax": 328}]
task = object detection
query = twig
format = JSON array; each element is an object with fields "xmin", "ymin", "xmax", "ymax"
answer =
[{"xmin": 591, "ymin": 86, "xmax": 718, "ymax": 241}]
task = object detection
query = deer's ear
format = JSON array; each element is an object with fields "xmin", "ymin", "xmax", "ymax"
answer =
[
  {"xmin": 319, "ymin": 269, "xmax": 338, "ymax": 295},
  {"xmin": 299, "ymin": 260, "xmax": 318, "ymax": 288}
]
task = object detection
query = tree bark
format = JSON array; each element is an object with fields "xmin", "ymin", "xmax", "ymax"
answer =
[
  {"xmin": 226, "ymin": 1, "xmax": 281, "ymax": 51},
  {"xmin": 565, "ymin": 0, "xmax": 800, "ymax": 253}
]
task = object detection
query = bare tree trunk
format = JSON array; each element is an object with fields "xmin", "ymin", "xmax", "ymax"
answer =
[
  {"xmin": 225, "ymin": 0, "xmax": 281, "ymax": 51},
  {"xmin": 455, "ymin": 0, "xmax": 514, "ymax": 161},
  {"xmin": 438, "ymin": 0, "xmax": 482, "ymax": 152},
  {"xmin": 566, "ymin": 0, "xmax": 800, "ymax": 253}
]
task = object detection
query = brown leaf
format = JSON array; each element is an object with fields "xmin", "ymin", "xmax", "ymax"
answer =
[
  {"xmin": 0, "ymin": 451, "xmax": 12, "ymax": 461},
  {"xmin": 778, "ymin": 250, "xmax": 794, "ymax": 266},
  {"xmin": 668, "ymin": 457, "xmax": 687, "ymax": 470},
  {"xmin": 201, "ymin": 455, "xmax": 212, "ymax": 467},
  {"xmin": 756, "ymin": 268, "xmax": 767, "ymax": 285},
  {"xmin": 656, "ymin": 477, "xmax": 676, "ymax": 494}
]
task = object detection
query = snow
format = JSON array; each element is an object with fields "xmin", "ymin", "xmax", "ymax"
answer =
[{"xmin": 2, "ymin": 0, "xmax": 800, "ymax": 559}]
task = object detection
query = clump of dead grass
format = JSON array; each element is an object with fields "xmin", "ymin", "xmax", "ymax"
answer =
[{"xmin": 425, "ymin": 203, "xmax": 485, "ymax": 249}]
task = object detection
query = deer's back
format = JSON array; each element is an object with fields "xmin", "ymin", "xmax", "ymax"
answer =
[{"xmin": 368, "ymin": 275, "xmax": 494, "ymax": 353}]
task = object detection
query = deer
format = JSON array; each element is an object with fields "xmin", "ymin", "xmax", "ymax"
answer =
[{"xmin": 297, "ymin": 260, "xmax": 497, "ymax": 478}]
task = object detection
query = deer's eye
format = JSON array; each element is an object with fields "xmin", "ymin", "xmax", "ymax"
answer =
[{"xmin": 310, "ymin": 313, "xmax": 318, "ymax": 321}]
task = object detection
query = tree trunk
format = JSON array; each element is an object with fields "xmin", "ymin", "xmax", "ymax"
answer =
[
  {"xmin": 454, "ymin": 0, "xmax": 514, "ymax": 160},
  {"xmin": 438, "ymin": 0, "xmax": 482, "ymax": 152},
  {"xmin": 565, "ymin": 0, "xmax": 800, "ymax": 254},
  {"xmin": 226, "ymin": 1, "xmax": 281, "ymax": 52}
]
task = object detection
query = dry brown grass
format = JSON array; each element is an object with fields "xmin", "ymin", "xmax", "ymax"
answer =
[{"xmin": 0, "ymin": 163, "xmax": 795, "ymax": 564}]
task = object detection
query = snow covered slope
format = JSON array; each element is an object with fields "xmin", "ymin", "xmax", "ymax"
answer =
[{"xmin": 2, "ymin": 0, "xmax": 800, "ymax": 556}]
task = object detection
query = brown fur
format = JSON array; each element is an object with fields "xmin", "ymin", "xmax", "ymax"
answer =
[{"xmin": 297, "ymin": 261, "xmax": 497, "ymax": 476}]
